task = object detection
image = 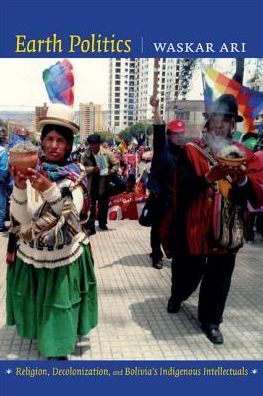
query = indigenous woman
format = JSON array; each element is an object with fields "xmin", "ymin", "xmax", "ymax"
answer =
[{"xmin": 6, "ymin": 104, "xmax": 98, "ymax": 359}]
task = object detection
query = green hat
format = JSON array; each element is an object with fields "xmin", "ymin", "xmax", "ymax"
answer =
[
  {"xmin": 232, "ymin": 131, "xmax": 243, "ymax": 142},
  {"xmin": 242, "ymin": 136, "xmax": 258, "ymax": 151}
]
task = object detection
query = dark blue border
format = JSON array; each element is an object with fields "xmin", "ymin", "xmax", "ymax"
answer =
[
  {"xmin": 1, "ymin": 0, "xmax": 263, "ymax": 395},
  {"xmin": 1, "ymin": 0, "xmax": 263, "ymax": 57},
  {"xmin": 1, "ymin": 360, "xmax": 263, "ymax": 395}
]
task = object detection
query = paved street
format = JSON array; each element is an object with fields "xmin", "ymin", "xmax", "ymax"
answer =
[{"xmin": 0, "ymin": 220, "xmax": 262, "ymax": 360}]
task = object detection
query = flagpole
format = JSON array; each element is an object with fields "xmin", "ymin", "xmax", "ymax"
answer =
[{"xmin": 152, "ymin": 58, "xmax": 160, "ymax": 119}]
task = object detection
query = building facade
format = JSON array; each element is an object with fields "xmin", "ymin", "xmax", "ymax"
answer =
[
  {"xmin": 108, "ymin": 58, "xmax": 181, "ymax": 133},
  {"xmin": 168, "ymin": 99, "xmax": 205, "ymax": 136},
  {"xmin": 108, "ymin": 58, "xmax": 136, "ymax": 133},
  {"xmin": 79, "ymin": 102, "xmax": 105, "ymax": 141},
  {"xmin": 35, "ymin": 102, "xmax": 48, "ymax": 132}
]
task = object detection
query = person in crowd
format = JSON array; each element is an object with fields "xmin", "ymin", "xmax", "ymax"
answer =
[
  {"xmin": 147, "ymin": 96, "xmax": 186, "ymax": 269},
  {"xmin": 126, "ymin": 173, "xmax": 136, "ymax": 192},
  {"xmin": 6, "ymin": 104, "xmax": 98, "ymax": 359},
  {"xmin": 246, "ymin": 136, "xmax": 263, "ymax": 242},
  {"xmin": 82, "ymin": 134, "xmax": 119, "ymax": 235},
  {"xmin": 0, "ymin": 128, "xmax": 10, "ymax": 232},
  {"xmin": 166, "ymin": 94, "xmax": 263, "ymax": 344}
]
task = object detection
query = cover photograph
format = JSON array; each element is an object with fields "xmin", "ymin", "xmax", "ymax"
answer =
[{"xmin": 0, "ymin": 1, "xmax": 262, "ymax": 395}]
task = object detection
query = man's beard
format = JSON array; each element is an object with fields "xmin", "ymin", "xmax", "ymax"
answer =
[{"xmin": 203, "ymin": 131, "xmax": 232, "ymax": 155}]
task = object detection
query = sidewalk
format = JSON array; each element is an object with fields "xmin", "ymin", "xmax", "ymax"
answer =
[{"xmin": 0, "ymin": 220, "xmax": 262, "ymax": 360}]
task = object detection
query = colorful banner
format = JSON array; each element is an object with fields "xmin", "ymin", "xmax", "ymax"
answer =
[
  {"xmin": 43, "ymin": 59, "xmax": 74, "ymax": 106},
  {"xmin": 108, "ymin": 191, "xmax": 147, "ymax": 220},
  {"xmin": 117, "ymin": 140, "xmax": 128, "ymax": 154},
  {"xmin": 203, "ymin": 67, "xmax": 263, "ymax": 133}
]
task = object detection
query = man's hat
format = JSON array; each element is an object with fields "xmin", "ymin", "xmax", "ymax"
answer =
[
  {"xmin": 167, "ymin": 119, "xmax": 186, "ymax": 134},
  {"xmin": 38, "ymin": 103, "xmax": 79, "ymax": 134},
  {"xmin": 87, "ymin": 134, "xmax": 101, "ymax": 144},
  {"xmin": 204, "ymin": 94, "xmax": 243, "ymax": 122}
]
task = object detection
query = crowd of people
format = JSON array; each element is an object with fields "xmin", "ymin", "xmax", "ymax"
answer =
[{"xmin": 1, "ymin": 92, "xmax": 263, "ymax": 358}]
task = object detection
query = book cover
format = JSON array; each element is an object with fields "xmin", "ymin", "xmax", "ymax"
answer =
[{"xmin": 0, "ymin": 0, "xmax": 262, "ymax": 395}]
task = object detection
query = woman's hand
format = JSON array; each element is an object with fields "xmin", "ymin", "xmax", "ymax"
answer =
[
  {"xmin": 205, "ymin": 164, "xmax": 231, "ymax": 184},
  {"xmin": 10, "ymin": 166, "xmax": 27, "ymax": 189},
  {"xmin": 27, "ymin": 168, "xmax": 54, "ymax": 192}
]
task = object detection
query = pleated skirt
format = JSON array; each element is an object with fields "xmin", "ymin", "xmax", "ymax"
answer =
[{"xmin": 6, "ymin": 243, "xmax": 98, "ymax": 358}]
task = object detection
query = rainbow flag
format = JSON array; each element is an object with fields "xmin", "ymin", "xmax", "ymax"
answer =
[
  {"xmin": 202, "ymin": 67, "xmax": 263, "ymax": 133},
  {"xmin": 117, "ymin": 140, "xmax": 128, "ymax": 154},
  {"xmin": 43, "ymin": 59, "xmax": 74, "ymax": 106}
]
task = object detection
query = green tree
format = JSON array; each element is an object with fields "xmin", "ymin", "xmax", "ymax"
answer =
[{"xmin": 119, "ymin": 123, "xmax": 153, "ymax": 144}]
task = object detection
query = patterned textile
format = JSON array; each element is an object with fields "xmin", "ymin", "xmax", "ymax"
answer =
[
  {"xmin": 38, "ymin": 160, "xmax": 89, "ymax": 210},
  {"xmin": 203, "ymin": 67, "xmax": 263, "ymax": 133},
  {"xmin": 10, "ymin": 161, "xmax": 89, "ymax": 251},
  {"xmin": 37, "ymin": 160, "xmax": 88, "ymax": 189}
]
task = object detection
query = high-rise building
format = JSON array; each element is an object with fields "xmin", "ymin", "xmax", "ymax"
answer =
[
  {"xmin": 108, "ymin": 58, "xmax": 136, "ymax": 133},
  {"xmin": 108, "ymin": 58, "xmax": 181, "ymax": 133},
  {"xmin": 35, "ymin": 102, "xmax": 48, "ymax": 132},
  {"xmin": 79, "ymin": 102, "xmax": 105, "ymax": 141}
]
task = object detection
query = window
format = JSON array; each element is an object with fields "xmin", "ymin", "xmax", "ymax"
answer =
[{"xmin": 179, "ymin": 111, "xmax": 190, "ymax": 121}]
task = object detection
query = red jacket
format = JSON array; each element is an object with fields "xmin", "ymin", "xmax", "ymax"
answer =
[
  {"xmin": 172, "ymin": 140, "xmax": 263, "ymax": 256},
  {"xmin": 184, "ymin": 143, "xmax": 263, "ymax": 254}
]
